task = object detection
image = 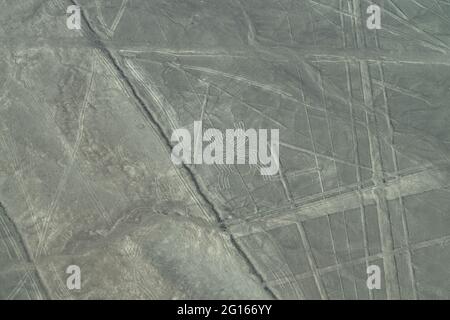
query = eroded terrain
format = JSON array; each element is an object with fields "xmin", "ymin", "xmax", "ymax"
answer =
[{"xmin": 1, "ymin": 0, "xmax": 450, "ymax": 299}]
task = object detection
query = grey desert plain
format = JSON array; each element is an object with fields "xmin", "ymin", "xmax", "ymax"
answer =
[{"xmin": 0, "ymin": 0, "xmax": 450, "ymax": 300}]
